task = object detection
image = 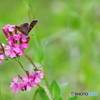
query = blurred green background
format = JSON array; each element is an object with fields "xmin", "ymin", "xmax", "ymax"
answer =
[{"xmin": 0, "ymin": 0, "xmax": 100, "ymax": 100}]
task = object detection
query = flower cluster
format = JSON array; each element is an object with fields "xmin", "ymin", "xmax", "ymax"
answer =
[
  {"xmin": 0, "ymin": 24, "xmax": 30, "ymax": 64},
  {"xmin": 10, "ymin": 71, "xmax": 44, "ymax": 93},
  {"xmin": 1, "ymin": 23, "xmax": 45, "ymax": 94}
]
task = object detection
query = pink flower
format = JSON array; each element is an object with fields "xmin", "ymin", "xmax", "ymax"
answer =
[
  {"xmin": 10, "ymin": 77, "xmax": 19, "ymax": 93},
  {"xmin": 12, "ymin": 43, "xmax": 29, "ymax": 56},
  {"xmin": 35, "ymin": 71, "xmax": 44, "ymax": 79},
  {"xmin": 20, "ymin": 43, "xmax": 29, "ymax": 49},
  {"xmin": 27, "ymin": 71, "xmax": 44, "ymax": 87},
  {"xmin": 2, "ymin": 24, "xmax": 15, "ymax": 38},
  {"xmin": 10, "ymin": 71, "xmax": 44, "ymax": 93},
  {"xmin": 0, "ymin": 43, "xmax": 5, "ymax": 64},
  {"xmin": 21, "ymin": 77, "xmax": 32, "ymax": 91},
  {"xmin": 1, "ymin": 24, "xmax": 30, "ymax": 61},
  {"xmin": 29, "ymin": 71, "xmax": 44, "ymax": 84},
  {"xmin": 19, "ymin": 33, "xmax": 30, "ymax": 43},
  {"xmin": 13, "ymin": 34, "xmax": 21, "ymax": 41},
  {"xmin": 0, "ymin": 54, "xmax": 4, "ymax": 59},
  {"xmin": 0, "ymin": 24, "xmax": 30, "ymax": 59},
  {"xmin": 18, "ymin": 82, "xmax": 27, "ymax": 91},
  {"xmin": 5, "ymin": 45, "xmax": 20, "ymax": 58},
  {"xmin": 2, "ymin": 24, "xmax": 30, "ymax": 58}
]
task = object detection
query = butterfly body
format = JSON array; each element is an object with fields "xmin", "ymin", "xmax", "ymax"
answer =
[{"xmin": 15, "ymin": 20, "xmax": 38, "ymax": 35}]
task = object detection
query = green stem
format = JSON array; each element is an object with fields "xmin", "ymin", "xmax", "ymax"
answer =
[
  {"xmin": 32, "ymin": 89, "xmax": 38, "ymax": 100},
  {"xmin": 17, "ymin": 60, "xmax": 26, "ymax": 72},
  {"xmin": 42, "ymin": 86, "xmax": 54, "ymax": 100},
  {"xmin": 37, "ymin": 84, "xmax": 43, "ymax": 89},
  {"xmin": 37, "ymin": 85, "xmax": 54, "ymax": 100},
  {"xmin": 24, "ymin": 53, "xmax": 38, "ymax": 70}
]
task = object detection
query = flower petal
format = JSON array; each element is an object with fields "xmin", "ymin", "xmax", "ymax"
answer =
[
  {"xmin": 12, "ymin": 88, "xmax": 19, "ymax": 93},
  {"xmin": 0, "ymin": 55, "xmax": 4, "ymax": 60},
  {"xmin": 26, "ymin": 85, "xmax": 31, "ymax": 91},
  {"xmin": 35, "ymin": 77, "xmax": 41, "ymax": 83},
  {"xmin": 13, "ymin": 77, "xmax": 18, "ymax": 82}
]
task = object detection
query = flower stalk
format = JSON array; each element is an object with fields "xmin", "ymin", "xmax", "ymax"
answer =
[
  {"xmin": 17, "ymin": 60, "xmax": 26, "ymax": 72},
  {"xmin": 24, "ymin": 53, "xmax": 38, "ymax": 70},
  {"xmin": 32, "ymin": 89, "xmax": 38, "ymax": 100},
  {"xmin": 42, "ymin": 85, "xmax": 53, "ymax": 100}
]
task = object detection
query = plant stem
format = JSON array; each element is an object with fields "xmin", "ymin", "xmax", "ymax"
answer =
[
  {"xmin": 32, "ymin": 89, "xmax": 38, "ymax": 100},
  {"xmin": 38, "ymin": 85, "xmax": 54, "ymax": 100},
  {"xmin": 17, "ymin": 60, "xmax": 26, "ymax": 72},
  {"xmin": 42, "ymin": 85, "xmax": 54, "ymax": 100},
  {"xmin": 24, "ymin": 53, "xmax": 38, "ymax": 70},
  {"xmin": 37, "ymin": 84, "xmax": 43, "ymax": 89}
]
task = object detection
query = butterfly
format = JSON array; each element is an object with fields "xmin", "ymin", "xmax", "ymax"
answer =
[{"xmin": 15, "ymin": 20, "xmax": 38, "ymax": 35}]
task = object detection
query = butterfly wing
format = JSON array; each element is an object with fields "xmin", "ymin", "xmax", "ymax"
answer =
[
  {"xmin": 15, "ymin": 23, "xmax": 29, "ymax": 35},
  {"xmin": 27, "ymin": 20, "xmax": 38, "ymax": 34},
  {"xmin": 15, "ymin": 20, "xmax": 38, "ymax": 35}
]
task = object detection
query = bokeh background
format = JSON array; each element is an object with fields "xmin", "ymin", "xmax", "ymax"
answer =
[{"xmin": 0, "ymin": 0, "xmax": 100, "ymax": 100}]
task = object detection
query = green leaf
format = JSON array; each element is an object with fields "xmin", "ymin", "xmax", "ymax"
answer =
[
  {"xmin": 38, "ymin": 89, "xmax": 49, "ymax": 100},
  {"xmin": 59, "ymin": 82, "xmax": 68, "ymax": 95},
  {"xmin": 68, "ymin": 96, "xmax": 78, "ymax": 100},
  {"xmin": 50, "ymin": 80, "xmax": 61, "ymax": 100}
]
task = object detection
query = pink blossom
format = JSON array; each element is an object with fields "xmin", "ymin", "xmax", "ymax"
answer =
[
  {"xmin": 13, "ymin": 34, "xmax": 21, "ymax": 40},
  {"xmin": 2, "ymin": 24, "xmax": 30, "ymax": 58},
  {"xmin": 30, "ymin": 81, "xmax": 37, "ymax": 87},
  {"xmin": 28, "ymin": 71, "xmax": 44, "ymax": 86},
  {"xmin": 5, "ymin": 41, "xmax": 29, "ymax": 58},
  {"xmin": 19, "ymin": 33, "xmax": 30, "ymax": 43},
  {"xmin": 20, "ymin": 43, "xmax": 29, "ymax": 49},
  {"xmin": 13, "ymin": 43, "xmax": 29, "ymax": 56},
  {"xmin": 0, "ymin": 43, "xmax": 5, "ymax": 64},
  {"xmin": 10, "ymin": 71, "xmax": 44, "ymax": 93},
  {"xmin": 29, "ymin": 71, "xmax": 44, "ymax": 84},
  {"xmin": 34, "ymin": 71, "xmax": 44, "ymax": 83},
  {"xmin": 18, "ymin": 82, "xmax": 27, "ymax": 91},
  {"xmin": 2, "ymin": 24, "xmax": 15, "ymax": 33},
  {"xmin": 35, "ymin": 71, "xmax": 44, "ymax": 79},
  {"xmin": 0, "ymin": 54, "xmax": 4, "ymax": 59},
  {"xmin": 2, "ymin": 24, "xmax": 15, "ymax": 38},
  {"xmin": 5, "ymin": 45, "xmax": 19, "ymax": 58},
  {"xmin": 21, "ymin": 77, "xmax": 32, "ymax": 91},
  {"xmin": 10, "ymin": 77, "xmax": 19, "ymax": 93}
]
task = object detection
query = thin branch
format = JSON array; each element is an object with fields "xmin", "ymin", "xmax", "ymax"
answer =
[
  {"xmin": 42, "ymin": 85, "xmax": 54, "ymax": 100},
  {"xmin": 24, "ymin": 53, "xmax": 38, "ymax": 70},
  {"xmin": 32, "ymin": 89, "xmax": 38, "ymax": 100},
  {"xmin": 17, "ymin": 60, "xmax": 26, "ymax": 72}
]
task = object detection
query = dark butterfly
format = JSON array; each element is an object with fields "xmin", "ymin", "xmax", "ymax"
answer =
[{"xmin": 15, "ymin": 20, "xmax": 38, "ymax": 35}]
